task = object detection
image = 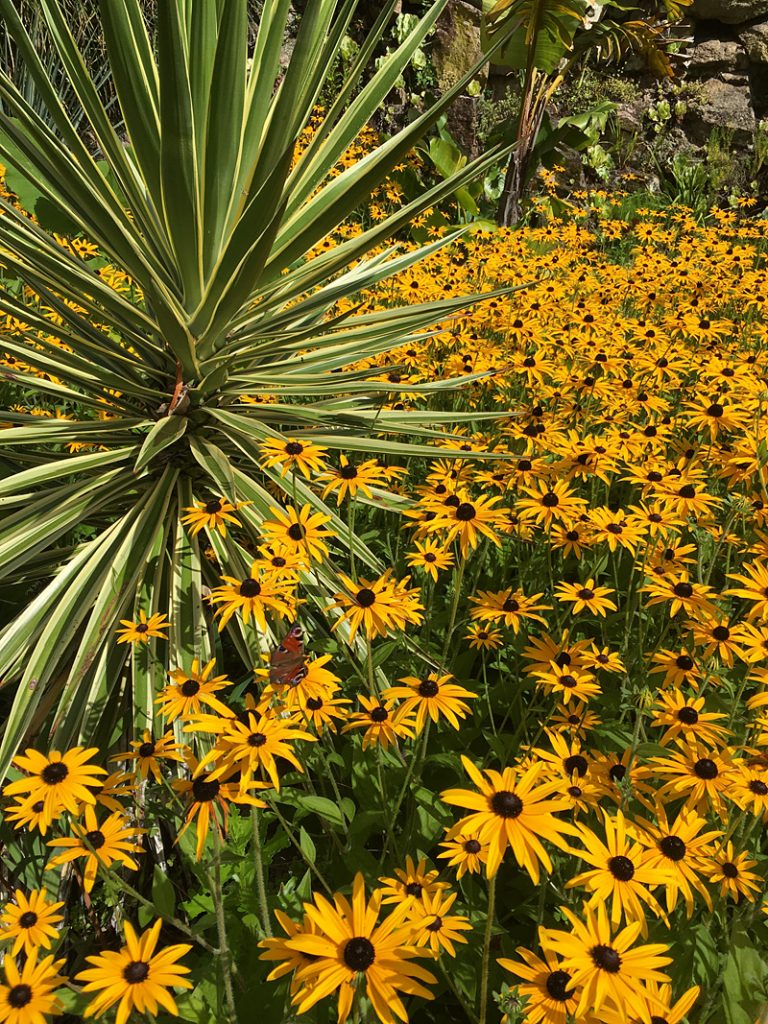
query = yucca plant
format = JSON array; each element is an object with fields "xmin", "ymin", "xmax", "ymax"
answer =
[{"xmin": 0, "ymin": 0, "xmax": 514, "ymax": 777}]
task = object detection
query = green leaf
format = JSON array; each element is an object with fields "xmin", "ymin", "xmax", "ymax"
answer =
[
  {"xmin": 134, "ymin": 417, "xmax": 188, "ymax": 473},
  {"xmin": 296, "ymin": 795, "xmax": 345, "ymax": 828},
  {"xmin": 152, "ymin": 865, "xmax": 177, "ymax": 919}
]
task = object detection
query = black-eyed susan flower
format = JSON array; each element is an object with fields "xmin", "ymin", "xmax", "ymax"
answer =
[
  {"xmin": 703, "ymin": 842, "xmax": 761, "ymax": 902},
  {"xmin": 441, "ymin": 756, "xmax": 576, "ymax": 880},
  {"xmin": 321, "ymin": 455, "xmax": 386, "ymax": 504},
  {"xmin": 196, "ymin": 709, "xmax": 315, "ymax": 791},
  {"xmin": 275, "ymin": 874, "xmax": 437, "ymax": 1024},
  {"xmin": 260, "ymin": 504, "xmax": 334, "ymax": 564},
  {"xmin": 115, "ymin": 610, "xmax": 171, "ymax": 644},
  {"xmin": 565, "ymin": 811, "xmax": 669, "ymax": 933},
  {"xmin": 464, "ymin": 623, "xmax": 503, "ymax": 650},
  {"xmin": 111, "ymin": 730, "xmax": 186, "ymax": 783},
  {"xmin": 157, "ymin": 659, "xmax": 233, "ymax": 723},
  {"xmin": 498, "ymin": 941, "xmax": 580, "ymax": 1024},
  {"xmin": 425, "ymin": 492, "xmax": 506, "ymax": 554},
  {"xmin": 377, "ymin": 857, "xmax": 448, "ymax": 908},
  {"xmin": 0, "ymin": 949, "xmax": 65, "ymax": 1024},
  {"xmin": 260, "ymin": 437, "xmax": 327, "ymax": 478},
  {"xmin": 541, "ymin": 902, "xmax": 672, "ymax": 1023},
  {"xmin": 599, "ymin": 980, "xmax": 700, "ymax": 1024},
  {"xmin": 5, "ymin": 748, "xmax": 107, "ymax": 826},
  {"xmin": 516, "ymin": 479, "xmax": 587, "ymax": 526},
  {"xmin": 405, "ymin": 889, "xmax": 472, "ymax": 958},
  {"xmin": 172, "ymin": 755, "xmax": 266, "ymax": 861},
  {"xmin": 533, "ymin": 662, "xmax": 602, "ymax": 704},
  {"xmin": 329, "ymin": 571, "xmax": 422, "ymax": 642},
  {"xmin": 208, "ymin": 566, "xmax": 293, "ymax": 631},
  {"xmin": 644, "ymin": 742, "xmax": 736, "ymax": 817},
  {"xmin": 725, "ymin": 559, "xmax": 768, "ymax": 619},
  {"xmin": 469, "ymin": 588, "xmax": 551, "ymax": 632},
  {"xmin": 180, "ymin": 496, "xmax": 246, "ymax": 537},
  {"xmin": 437, "ymin": 832, "xmax": 488, "ymax": 878},
  {"xmin": 635, "ymin": 807, "xmax": 721, "ymax": 917},
  {"xmin": 650, "ymin": 691, "xmax": 730, "ymax": 747},
  {"xmin": 406, "ymin": 539, "xmax": 454, "ymax": 581},
  {"xmin": 341, "ymin": 694, "xmax": 417, "ymax": 750},
  {"xmin": 639, "ymin": 573, "xmax": 718, "ymax": 619},
  {"xmin": 554, "ymin": 578, "xmax": 617, "ymax": 617},
  {"xmin": 75, "ymin": 919, "xmax": 191, "ymax": 1024},
  {"xmin": 46, "ymin": 807, "xmax": 145, "ymax": 892},
  {"xmin": 0, "ymin": 889, "xmax": 64, "ymax": 957},
  {"xmin": 381, "ymin": 674, "xmax": 477, "ymax": 733}
]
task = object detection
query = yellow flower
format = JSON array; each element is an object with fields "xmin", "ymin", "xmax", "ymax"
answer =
[
  {"xmin": 329, "ymin": 571, "xmax": 423, "ymax": 642},
  {"xmin": 208, "ymin": 565, "xmax": 293, "ymax": 631},
  {"xmin": 157, "ymin": 659, "xmax": 233, "ymax": 722},
  {"xmin": 0, "ymin": 890, "xmax": 64, "ymax": 958},
  {"xmin": 0, "ymin": 949, "xmax": 65, "ymax": 1024},
  {"xmin": 260, "ymin": 437, "xmax": 327, "ymax": 477},
  {"xmin": 554, "ymin": 578, "xmax": 617, "ymax": 617},
  {"xmin": 115, "ymin": 609, "xmax": 170, "ymax": 644},
  {"xmin": 5, "ymin": 747, "xmax": 107, "ymax": 827},
  {"xmin": 260, "ymin": 504, "xmax": 334, "ymax": 564},
  {"xmin": 321, "ymin": 454, "xmax": 386, "ymax": 504},
  {"xmin": 46, "ymin": 806, "xmax": 145, "ymax": 893},
  {"xmin": 382, "ymin": 674, "xmax": 477, "ymax": 733},
  {"xmin": 180, "ymin": 495, "xmax": 246, "ymax": 537},
  {"xmin": 75, "ymin": 920, "xmax": 192, "ymax": 1024}
]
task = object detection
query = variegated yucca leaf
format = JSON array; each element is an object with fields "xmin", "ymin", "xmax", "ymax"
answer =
[{"xmin": 0, "ymin": 0, "xmax": 514, "ymax": 775}]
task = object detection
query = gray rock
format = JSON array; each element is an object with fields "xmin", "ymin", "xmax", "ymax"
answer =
[
  {"xmin": 740, "ymin": 20, "xmax": 768, "ymax": 62},
  {"xmin": 685, "ymin": 77, "xmax": 756, "ymax": 142},
  {"xmin": 691, "ymin": 0, "xmax": 768, "ymax": 22},
  {"xmin": 432, "ymin": 0, "xmax": 484, "ymax": 93},
  {"xmin": 686, "ymin": 37, "xmax": 749, "ymax": 73}
]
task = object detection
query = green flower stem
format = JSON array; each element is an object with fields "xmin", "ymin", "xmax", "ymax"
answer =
[
  {"xmin": 266, "ymin": 798, "xmax": 333, "ymax": 895},
  {"xmin": 251, "ymin": 808, "xmax": 272, "ymax": 937},
  {"xmin": 442, "ymin": 555, "xmax": 467, "ymax": 666},
  {"xmin": 479, "ymin": 873, "xmax": 497, "ymax": 1024},
  {"xmin": 210, "ymin": 826, "xmax": 238, "ymax": 1023}
]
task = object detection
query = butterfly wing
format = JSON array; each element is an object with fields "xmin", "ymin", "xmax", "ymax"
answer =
[{"xmin": 269, "ymin": 623, "xmax": 307, "ymax": 687}]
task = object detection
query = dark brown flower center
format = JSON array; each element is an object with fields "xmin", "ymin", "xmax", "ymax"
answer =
[
  {"xmin": 340, "ymin": 465, "xmax": 357, "ymax": 479},
  {"xmin": 464, "ymin": 839, "xmax": 481, "ymax": 854},
  {"xmin": 343, "ymin": 936, "xmax": 376, "ymax": 971},
  {"xmin": 135, "ymin": 623, "xmax": 149, "ymax": 633},
  {"xmin": 204, "ymin": 499, "xmax": 222, "ymax": 514},
  {"xmin": 545, "ymin": 970, "xmax": 574, "ymax": 1002},
  {"xmin": 239, "ymin": 578, "xmax": 262, "ymax": 597},
  {"xmin": 608, "ymin": 855, "xmax": 635, "ymax": 881},
  {"xmin": 659, "ymin": 835, "xmax": 686, "ymax": 861},
  {"xmin": 722, "ymin": 862, "xmax": 739, "ymax": 878},
  {"xmin": 541, "ymin": 492, "xmax": 560, "ymax": 507},
  {"xmin": 455, "ymin": 502, "xmax": 476, "ymax": 521},
  {"xmin": 677, "ymin": 706, "xmax": 699, "ymax": 724},
  {"xmin": 138, "ymin": 741, "xmax": 155, "ymax": 757},
  {"xmin": 418, "ymin": 678, "xmax": 439, "ymax": 698},
  {"xmin": 19, "ymin": 911, "xmax": 38, "ymax": 928},
  {"xmin": 192, "ymin": 776, "xmax": 220, "ymax": 802},
  {"xmin": 678, "ymin": 485, "xmax": 696, "ymax": 499},
  {"xmin": 287, "ymin": 523, "xmax": 305, "ymax": 541},
  {"xmin": 306, "ymin": 697, "xmax": 323, "ymax": 711},
  {"xmin": 356, "ymin": 588, "xmax": 376, "ymax": 607},
  {"xmin": 248, "ymin": 732, "xmax": 267, "ymax": 747},
  {"xmin": 577, "ymin": 588, "xmax": 595, "ymax": 600},
  {"xmin": 676, "ymin": 655, "xmax": 694, "ymax": 670},
  {"xmin": 123, "ymin": 961, "xmax": 150, "ymax": 984},
  {"xmin": 490, "ymin": 791, "xmax": 523, "ymax": 818},
  {"xmin": 590, "ymin": 944, "xmax": 621, "ymax": 972},
  {"xmin": 564, "ymin": 754, "xmax": 588, "ymax": 777},
  {"xmin": 694, "ymin": 758, "xmax": 718, "ymax": 780},
  {"xmin": 673, "ymin": 582, "xmax": 693, "ymax": 598},
  {"xmin": 370, "ymin": 706, "xmax": 388, "ymax": 723},
  {"xmin": 7, "ymin": 984, "xmax": 32, "ymax": 1008},
  {"xmin": 181, "ymin": 679, "xmax": 200, "ymax": 697},
  {"xmin": 712, "ymin": 625, "xmax": 730, "ymax": 641},
  {"xmin": 285, "ymin": 442, "xmax": 304, "ymax": 456},
  {"xmin": 405, "ymin": 882, "xmax": 422, "ymax": 897},
  {"xmin": 41, "ymin": 761, "xmax": 69, "ymax": 785},
  {"xmin": 749, "ymin": 780, "xmax": 768, "ymax": 795},
  {"xmin": 426, "ymin": 916, "xmax": 443, "ymax": 932},
  {"xmin": 85, "ymin": 829, "xmax": 106, "ymax": 850}
]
